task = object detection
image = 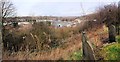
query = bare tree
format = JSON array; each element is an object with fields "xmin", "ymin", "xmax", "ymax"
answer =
[
  {"xmin": 1, "ymin": 0, "xmax": 16, "ymax": 29},
  {"xmin": 1, "ymin": 0, "xmax": 15, "ymax": 30},
  {"xmin": 97, "ymin": 3, "xmax": 118, "ymax": 43},
  {"xmin": 1, "ymin": 0, "xmax": 16, "ymax": 22},
  {"xmin": 1, "ymin": 0, "xmax": 16, "ymax": 50},
  {"xmin": 117, "ymin": 1, "xmax": 120, "ymax": 35},
  {"xmin": 98, "ymin": 4, "xmax": 118, "ymax": 25}
]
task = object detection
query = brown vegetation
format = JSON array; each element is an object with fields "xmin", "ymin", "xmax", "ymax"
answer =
[{"xmin": 2, "ymin": 20, "xmax": 108, "ymax": 60}]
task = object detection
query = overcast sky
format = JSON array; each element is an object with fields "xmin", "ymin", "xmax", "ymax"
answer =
[{"xmin": 12, "ymin": 0, "xmax": 119, "ymax": 16}]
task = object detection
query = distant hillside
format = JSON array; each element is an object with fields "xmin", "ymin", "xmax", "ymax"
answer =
[{"xmin": 4, "ymin": 12, "xmax": 99, "ymax": 22}]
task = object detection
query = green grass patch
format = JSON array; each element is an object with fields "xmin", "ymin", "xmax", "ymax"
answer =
[
  {"xmin": 116, "ymin": 35, "xmax": 120, "ymax": 43},
  {"xmin": 69, "ymin": 49, "xmax": 83, "ymax": 60},
  {"xmin": 100, "ymin": 43, "xmax": 120, "ymax": 60}
]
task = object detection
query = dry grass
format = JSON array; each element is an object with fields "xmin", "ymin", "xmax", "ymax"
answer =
[
  {"xmin": 87, "ymin": 25, "xmax": 108, "ymax": 47},
  {"xmin": 3, "ymin": 24, "xmax": 108, "ymax": 60}
]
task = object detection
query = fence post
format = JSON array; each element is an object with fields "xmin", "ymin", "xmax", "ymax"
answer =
[{"xmin": 81, "ymin": 31, "xmax": 96, "ymax": 60}]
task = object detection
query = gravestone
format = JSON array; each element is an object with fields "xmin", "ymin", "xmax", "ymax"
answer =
[
  {"xmin": 108, "ymin": 24, "xmax": 116, "ymax": 43},
  {"xmin": 81, "ymin": 31, "xmax": 96, "ymax": 60}
]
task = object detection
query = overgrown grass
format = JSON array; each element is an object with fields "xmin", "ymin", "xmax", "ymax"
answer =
[{"xmin": 100, "ymin": 43, "xmax": 120, "ymax": 60}]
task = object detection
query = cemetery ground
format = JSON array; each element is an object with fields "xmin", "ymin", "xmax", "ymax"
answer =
[{"xmin": 2, "ymin": 22, "xmax": 120, "ymax": 60}]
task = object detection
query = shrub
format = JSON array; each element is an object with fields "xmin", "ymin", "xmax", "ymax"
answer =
[
  {"xmin": 100, "ymin": 43, "xmax": 120, "ymax": 60},
  {"xmin": 31, "ymin": 22, "xmax": 73, "ymax": 50}
]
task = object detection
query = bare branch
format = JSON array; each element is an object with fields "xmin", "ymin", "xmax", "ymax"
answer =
[{"xmin": 1, "ymin": 0, "xmax": 16, "ymax": 19}]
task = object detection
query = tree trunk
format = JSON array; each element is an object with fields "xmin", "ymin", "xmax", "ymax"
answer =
[
  {"xmin": 117, "ymin": 24, "xmax": 120, "ymax": 35},
  {"xmin": 118, "ymin": 24, "xmax": 120, "ymax": 35},
  {"xmin": 108, "ymin": 24, "xmax": 116, "ymax": 43},
  {"xmin": 115, "ymin": 23, "xmax": 120, "ymax": 35}
]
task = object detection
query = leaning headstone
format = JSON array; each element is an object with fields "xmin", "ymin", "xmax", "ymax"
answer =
[
  {"xmin": 108, "ymin": 24, "xmax": 116, "ymax": 43},
  {"xmin": 81, "ymin": 31, "xmax": 96, "ymax": 60}
]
